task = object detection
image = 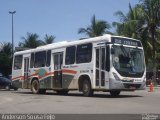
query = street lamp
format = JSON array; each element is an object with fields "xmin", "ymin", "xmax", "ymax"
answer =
[{"xmin": 9, "ymin": 11, "xmax": 16, "ymax": 58}]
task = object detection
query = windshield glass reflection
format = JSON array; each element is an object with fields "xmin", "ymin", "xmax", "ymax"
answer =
[{"xmin": 112, "ymin": 45, "xmax": 145, "ymax": 77}]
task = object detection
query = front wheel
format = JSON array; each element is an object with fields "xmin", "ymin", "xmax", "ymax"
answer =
[
  {"xmin": 82, "ymin": 80, "xmax": 93, "ymax": 97},
  {"xmin": 31, "ymin": 80, "xmax": 40, "ymax": 94},
  {"xmin": 110, "ymin": 90, "xmax": 121, "ymax": 97}
]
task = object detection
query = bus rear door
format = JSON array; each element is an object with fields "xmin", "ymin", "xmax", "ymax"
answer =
[
  {"xmin": 53, "ymin": 52, "xmax": 63, "ymax": 88},
  {"xmin": 23, "ymin": 56, "xmax": 30, "ymax": 89}
]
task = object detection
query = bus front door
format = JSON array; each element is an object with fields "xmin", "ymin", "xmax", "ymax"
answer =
[
  {"xmin": 23, "ymin": 57, "xmax": 30, "ymax": 89},
  {"xmin": 95, "ymin": 47, "xmax": 109, "ymax": 89},
  {"xmin": 53, "ymin": 52, "xmax": 63, "ymax": 88}
]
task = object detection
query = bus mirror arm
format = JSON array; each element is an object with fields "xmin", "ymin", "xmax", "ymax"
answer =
[
  {"xmin": 111, "ymin": 47, "xmax": 115, "ymax": 54},
  {"xmin": 105, "ymin": 42, "xmax": 112, "ymax": 45}
]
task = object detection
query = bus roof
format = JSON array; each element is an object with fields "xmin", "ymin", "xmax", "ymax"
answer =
[{"xmin": 14, "ymin": 34, "xmax": 140, "ymax": 55}]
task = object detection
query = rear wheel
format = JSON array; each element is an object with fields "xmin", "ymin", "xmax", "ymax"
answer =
[
  {"xmin": 110, "ymin": 90, "xmax": 121, "ymax": 97},
  {"xmin": 5, "ymin": 85, "xmax": 10, "ymax": 90},
  {"xmin": 14, "ymin": 87, "xmax": 18, "ymax": 91},
  {"xmin": 31, "ymin": 80, "xmax": 40, "ymax": 94},
  {"xmin": 82, "ymin": 79, "xmax": 93, "ymax": 97},
  {"xmin": 39, "ymin": 89, "xmax": 46, "ymax": 94}
]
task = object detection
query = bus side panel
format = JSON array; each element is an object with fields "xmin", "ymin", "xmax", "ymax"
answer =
[
  {"xmin": 63, "ymin": 64, "xmax": 93, "ymax": 90},
  {"xmin": 29, "ymin": 67, "xmax": 53, "ymax": 89},
  {"xmin": 39, "ymin": 76, "xmax": 52, "ymax": 89},
  {"xmin": 62, "ymin": 74, "xmax": 75, "ymax": 89},
  {"xmin": 12, "ymin": 69, "xmax": 23, "ymax": 88}
]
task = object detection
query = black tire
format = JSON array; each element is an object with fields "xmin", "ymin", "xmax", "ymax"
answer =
[
  {"xmin": 56, "ymin": 90, "xmax": 69, "ymax": 95},
  {"xmin": 14, "ymin": 87, "xmax": 18, "ymax": 91},
  {"xmin": 31, "ymin": 80, "xmax": 40, "ymax": 94},
  {"xmin": 5, "ymin": 85, "xmax": 10, "ymax": 90},
  {"xmin": 82, "ymin": 79, "xmax": 93, "ymax": 97},
  {"xmin": 39, "ymin": 89, "xmax": 46, "ymax": 94},
  {"xmin": 110, "ymin": 90, "xmax": 121, "ymax": 97}
]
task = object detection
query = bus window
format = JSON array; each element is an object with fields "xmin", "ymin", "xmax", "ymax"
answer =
[
  {"xmin": 46, "ymin": 50, "xmax": 51, "ymax": 67},
  {"xmin": 101, "ymin": 48, "xmax": 105, "ymax": 70},
  {"xmin": 76, "ymin": 43, "xmax": 92, "ymax": 64},
  {"xmin": 34, "ymin": 51, "xmax": 46, "ymax": 68},
  {"xmin": 65, "ymin": 46, "xmax": 76, "ymax": 65},
  {"xmin": 30, "ymin": 53, "xmax": 34, "ymax": 68},
  {"xmin": 14, "ymin": 55, "xmax": 23, "ymax": 70},
  {"xmin": 106, "ymin": 45, "xmax": 110, "ymax": 72}
]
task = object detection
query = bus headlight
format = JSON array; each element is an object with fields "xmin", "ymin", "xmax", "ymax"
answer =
[
  {"xmin": 143, "ymin": 76, "xmax": 146, "ymax": 82},
  {"xmin": 113, "ymin": 72, "xmax": 121, "ymax": 81}
]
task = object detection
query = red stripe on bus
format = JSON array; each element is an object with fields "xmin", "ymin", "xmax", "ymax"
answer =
[
  {"xmin": 12, "ymin": 70, "xmax": 76, "ymax": 81},
  {"xmin": 62, "ymin": 69, "xmax": 77, "ymax": 74},
  {"xmin": 12, "ymin": 76, "xmax": 23, "ymax": 80}
]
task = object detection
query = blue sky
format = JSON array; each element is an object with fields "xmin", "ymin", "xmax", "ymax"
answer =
[{"xmin": 0, "ymin": 0, "xmax": 139, "ymax": 46}]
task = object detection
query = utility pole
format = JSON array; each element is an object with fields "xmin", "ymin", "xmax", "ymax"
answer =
[{"xmin": 9, "ymin": 11, "xmax": 16, "ymax": 58}]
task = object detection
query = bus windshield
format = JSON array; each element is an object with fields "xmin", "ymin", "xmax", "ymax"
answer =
[{"xmin": 112, "ymin": 45, "xmax": 145, "ymax": 77}]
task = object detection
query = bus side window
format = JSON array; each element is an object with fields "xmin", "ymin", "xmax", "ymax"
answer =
[
  {"xmin": 65, "ymin": 46, "xmax": 76, "ymax": 65},
  {"xmin": 30, "ymin": 53, "xmax": 34, "ymax": 68},
  {"xmin": 106, "ymin": 45, "xmax": 110, "ymax": 72},
  {"xmin": 46, "ymin": 50, "xmax": 51, "ymax": 67},
  {"xmin": 76, "ymin": 43, "xmax": 92, "ymax": 64},
  {"xmin": 14, "ymin": 55, "xmax": 23, "ymax": 70},
  {"xmin": 34, "ymin": 51, "xmax": 46, "ymax": 68}
]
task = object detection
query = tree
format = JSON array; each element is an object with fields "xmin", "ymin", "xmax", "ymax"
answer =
[
  {"xmin": 0, "ymin": 42, "xmax": 12, "ymax": 76},
  {"xmin": 113, "ymin": 3, "xmax": 153, "ymax": 63},
  {"xmin": 113, "ymin": 0, "xmax": 160, "ymax": 82},
  {"xmin": 139, "ymin": 0, "xmax": 160, "ymax": 82},
  {"xmin": 0, "ymin": 42, "xmax": 12, "ymax": 57},
  {"xmin": 141, "ymin": 0, "xmax": 160, "ymax": 59},
  {"xmin": 19, "ymin": 33, "xmax": 44, "ymax": 48},
  {"xmin": 113, "ymin": 3, "xmax": 144, "ymax": 39},
  {"xmin": 78, "ymin": 15, "xmax": 111, "ymax": 37},
  {"xmin": 44, "ymin": 34, "xmax": 55, "ymax": 44}
]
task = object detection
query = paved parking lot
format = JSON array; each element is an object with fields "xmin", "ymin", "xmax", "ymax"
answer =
[{"xmin": 0, "ymin": 88, "xmax": 160, "ymax": 114}]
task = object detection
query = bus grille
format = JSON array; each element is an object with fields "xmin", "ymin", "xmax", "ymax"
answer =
[{"xmin": 123, "ymin": 83, "xmax": 141, "ymax": 89}]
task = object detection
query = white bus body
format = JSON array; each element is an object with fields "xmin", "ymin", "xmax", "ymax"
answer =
[{"xmin": 12, "ymin": 34, "xmax": 146, "ymax": 96}]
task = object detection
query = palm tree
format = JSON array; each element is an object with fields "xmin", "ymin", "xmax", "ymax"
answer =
[
  {"xmin": 113, "ymin": 3, "xmax": 144, "ymax": 39},
  {"xmin": 139, "ymin": 0, "xmax": 160, "ymax": 82},
  {"xmin": 19, "ymin": 33, "xmax": 44, "ymax": 48},
  {"xmin": 44, "ymin": 34, "xmax": 55, "ymax": 44},
  {"xmin": 141, "ymin": 0, "xmax": 160, "ymax": 58},
  {"xmin": 78, "ymin": 15, "xmax": 111, "ymax": 37},
  {"xmin": 113, "ymin": 0, "xmax": 160, "ymax": 83},
  {"xmin": 0, "ymin": 42, "xmax": 12, "ymax": 76},
  {"xmin": 0, "ymin": 42, "xmax": 12, "ymax": 57},
  {"xmin": 113, "ymin": 3, "xmax": 153, "ymax": 63}
]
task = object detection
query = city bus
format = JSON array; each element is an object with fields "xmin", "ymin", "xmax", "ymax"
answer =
[{"xmin": 12, "ymin": 34, "xmax": 146, "ymax": 96}]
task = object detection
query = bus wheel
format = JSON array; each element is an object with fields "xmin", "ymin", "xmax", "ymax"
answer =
[
  {"xmin": 14, "ymin": 87, "xmax": 18, "ymax": 91},
  {"xmin": 31, "ymin": 80, "xmax": 40, "ymax": 94},
  {"xmin": 56, "ymin": 90, "xmax": 69, "ymax": 95},
  {"xmin": 39, "ymin": 89, "xmax": 46, "ymax": 94},
  {"xmin": 82, "ymin": 79, "xmax": 93, "ymax": 97},
  {"xmin": 110, "ymin": 90, "xmax": 121, "ymax": 97},
  {"xmin": 5, "ymin": 85, "xmax": 10, "ymax": 90}
]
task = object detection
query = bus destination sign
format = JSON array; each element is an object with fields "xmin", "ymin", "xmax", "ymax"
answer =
[{"xmin": 111, "ymin": 37, "xmax": 142, "ymax": 47}]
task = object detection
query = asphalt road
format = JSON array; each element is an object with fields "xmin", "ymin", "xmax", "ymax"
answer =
[{"xmin": 0, "ymin": 88, "xmax": 160, "ymax": 114}]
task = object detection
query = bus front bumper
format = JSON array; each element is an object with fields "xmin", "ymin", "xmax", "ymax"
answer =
[{"xmin": 109, "ymin": 78, "xmax": 146, "ymax": 90}]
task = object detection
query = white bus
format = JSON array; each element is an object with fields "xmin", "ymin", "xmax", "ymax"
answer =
[{"xmin": 12, "ymin": 34, "xmax": 146, "ymax": 96}]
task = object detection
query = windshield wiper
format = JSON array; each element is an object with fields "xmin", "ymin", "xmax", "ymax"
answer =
[{"xmin": 120, "ymin": 45, "xmax": 129, "ymax": 58}]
